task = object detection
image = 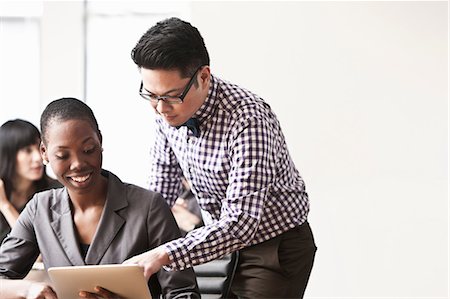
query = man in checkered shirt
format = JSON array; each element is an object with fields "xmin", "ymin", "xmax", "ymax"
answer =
[{"xmin": 125, "ymin": 17, "xmax": 317, "ymax": 298}]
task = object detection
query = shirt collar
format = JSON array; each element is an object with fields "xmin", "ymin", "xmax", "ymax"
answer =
[{"xmin": 192, "ymin": 74, "xmax": 219, "ymax": 125}]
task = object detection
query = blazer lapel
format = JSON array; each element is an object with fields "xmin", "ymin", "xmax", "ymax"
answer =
[
  {"xmin": 85, "ymin": 171, "xmax": 127, "ymax": 265},
  {"xmin": 50, "ymin": 189, "xmax": 85, "ymax": 266}
]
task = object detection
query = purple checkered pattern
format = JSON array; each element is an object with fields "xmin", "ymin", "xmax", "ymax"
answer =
[{"xmin": 148, "ymin": 75, "xmax": 310, "ymax": 271}]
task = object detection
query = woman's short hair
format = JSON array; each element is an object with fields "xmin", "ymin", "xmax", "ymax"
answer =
[{"xmin": 40, "ymin": 97, "xmax": 101, "ymax": 145}]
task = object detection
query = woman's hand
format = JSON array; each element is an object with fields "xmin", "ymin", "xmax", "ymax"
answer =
[
  {"xmin": 0, "ymin": 178, "xmax": 20, "ymax": 226},
  {"xmin": 26, "ymin": 282, "xmax": 58, "ymax": 299},
  {"xmin": 78, "ymin": 286, "xmax": 124, "ymax": 299},
  {"xmin": 171, "ymin": 198, "xmax": 201, "ymax": 232},
  {"xmin": 0, "ymin": 178, "xmax": 8, "ymax": 205}
]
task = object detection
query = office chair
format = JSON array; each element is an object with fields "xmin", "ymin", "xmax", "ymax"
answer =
[{"xmin": 193, "ymin": 252, "xmax": 239, "ymax": 299}]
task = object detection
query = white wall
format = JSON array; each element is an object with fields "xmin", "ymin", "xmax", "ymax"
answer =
[
  {"xmin": 40, "ymin": 1, "xmax": 84, "ymax": 103},
  {"xmin": 0, "ymin": 1, "xmax": 448, "ymax": 298},
  {"xmin": 84, "ymin": 1, "xmax": 191, "ymax": 188},
  {"xmin": 0, "ymin": 4, "xmax": 41, "ymax": 126},
  {"xmin": 191, "ymin": 2, "xmax": 448, "ymax": 298},
  {"xmin": 0, "ymin": 1, "xmax": 84, "ymax": 127}
]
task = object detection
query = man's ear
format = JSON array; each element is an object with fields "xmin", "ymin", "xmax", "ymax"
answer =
[
  {"xmin": 200, "ymin": 66, "xmax": 210, "ymax": 83},
  {"xmin": 40, "ymin": 141, "xmax": 49, "ymax": 165},
  {"xmin": 199, "ymin": 66, "xmax": 211, "ymax": 90}
]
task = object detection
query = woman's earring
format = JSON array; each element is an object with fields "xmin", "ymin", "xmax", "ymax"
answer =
[{"xmin": 43, "ymin": 160, "xmax": 49, "ymax": 165}]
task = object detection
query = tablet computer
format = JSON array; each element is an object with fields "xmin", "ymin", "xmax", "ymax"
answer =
[{"xmin": 48, "ymin": 264, "xmax": 152, "ymax": 299}]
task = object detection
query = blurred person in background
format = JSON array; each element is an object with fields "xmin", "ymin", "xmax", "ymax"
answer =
[
  {"xmin": 171, "ymin": 178, "xmax": 203, "ymax": 236},
  {"xmin": 0, "ymin": 119, "xmax": 61, "ymax": 244}
]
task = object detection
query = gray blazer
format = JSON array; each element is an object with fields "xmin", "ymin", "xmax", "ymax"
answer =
[{"xmin": 0, "ymin": 170, "xmax": 199, "ymax": 299}]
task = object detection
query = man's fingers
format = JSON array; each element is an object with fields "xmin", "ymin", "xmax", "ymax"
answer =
[{"xmin": 122, "ymin": 248, "xmax": 167, "ymax": 281}]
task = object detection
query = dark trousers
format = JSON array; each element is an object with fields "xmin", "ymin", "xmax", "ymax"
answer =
[{"xmin": 230, "ymin": 222, "xmax": 316, "ymax": 299}]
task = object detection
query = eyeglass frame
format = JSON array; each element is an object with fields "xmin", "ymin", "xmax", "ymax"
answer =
[{"xmin": 139, "ymin": 66, "xmax": 204, "ymax": 104}]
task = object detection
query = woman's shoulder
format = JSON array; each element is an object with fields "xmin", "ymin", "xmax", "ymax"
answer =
[
  {"xmin": 35, "ymin": 175, "xmax": 62, "ymax": 193},
  {"xmin": 21, "ymin": 187, "xmax": 66, "ymax": 219},
  {"xmin": 106, "ymin": 170, "xmax": 165, "ymax": 206},
  {"xmin": 32, "ymin": 187, "xmax": 65, "ymax": 204},
  {"xmin": 46, "ymin": 177, "xmax": 63, "ymax": 189},
  {"xmin": 124, "ymin": 182, "xmax": 165, "ymax": 204}
]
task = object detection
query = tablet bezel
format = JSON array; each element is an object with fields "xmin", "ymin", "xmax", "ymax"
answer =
[{"xmin": 47, "ymin": 264, "xmax": 152, "ymax": 299}]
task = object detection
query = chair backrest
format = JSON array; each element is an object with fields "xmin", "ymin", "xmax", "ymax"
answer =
[{"xmin": 193, "ymin": 252, "xmax": 239, "ymax": 299}]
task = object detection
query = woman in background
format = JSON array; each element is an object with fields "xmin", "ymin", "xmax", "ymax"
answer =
[
  {"xmin": 171, "ymin": 178, "xmax": 203, "ymax": 236},
  {"xmin": 0, "ymin": 119, "xmax": 60, "ymax": 243}
]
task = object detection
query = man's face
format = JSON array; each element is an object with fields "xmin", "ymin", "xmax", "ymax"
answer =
[{"xmin": 140, "ymin": 67, "xmax": 210, "ymax": 127}]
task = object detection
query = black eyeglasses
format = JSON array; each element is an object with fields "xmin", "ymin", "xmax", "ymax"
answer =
[{"xmin": 139, "ymin": 66, "xmax": 203, "ymax": 104}]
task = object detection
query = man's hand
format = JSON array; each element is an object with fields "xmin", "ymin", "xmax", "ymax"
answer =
[{"xmin": 123, "ymin": 246, "xmax": 170, "ymax": 280}]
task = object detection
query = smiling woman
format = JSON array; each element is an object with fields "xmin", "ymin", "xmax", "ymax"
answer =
[
  {"xmin": 40, "ymin": 110, "xmax": 105, "ymax": 201},
  {"xmin": 0, "ymin": 98, "xmax": 200, "ymax": 299}
]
